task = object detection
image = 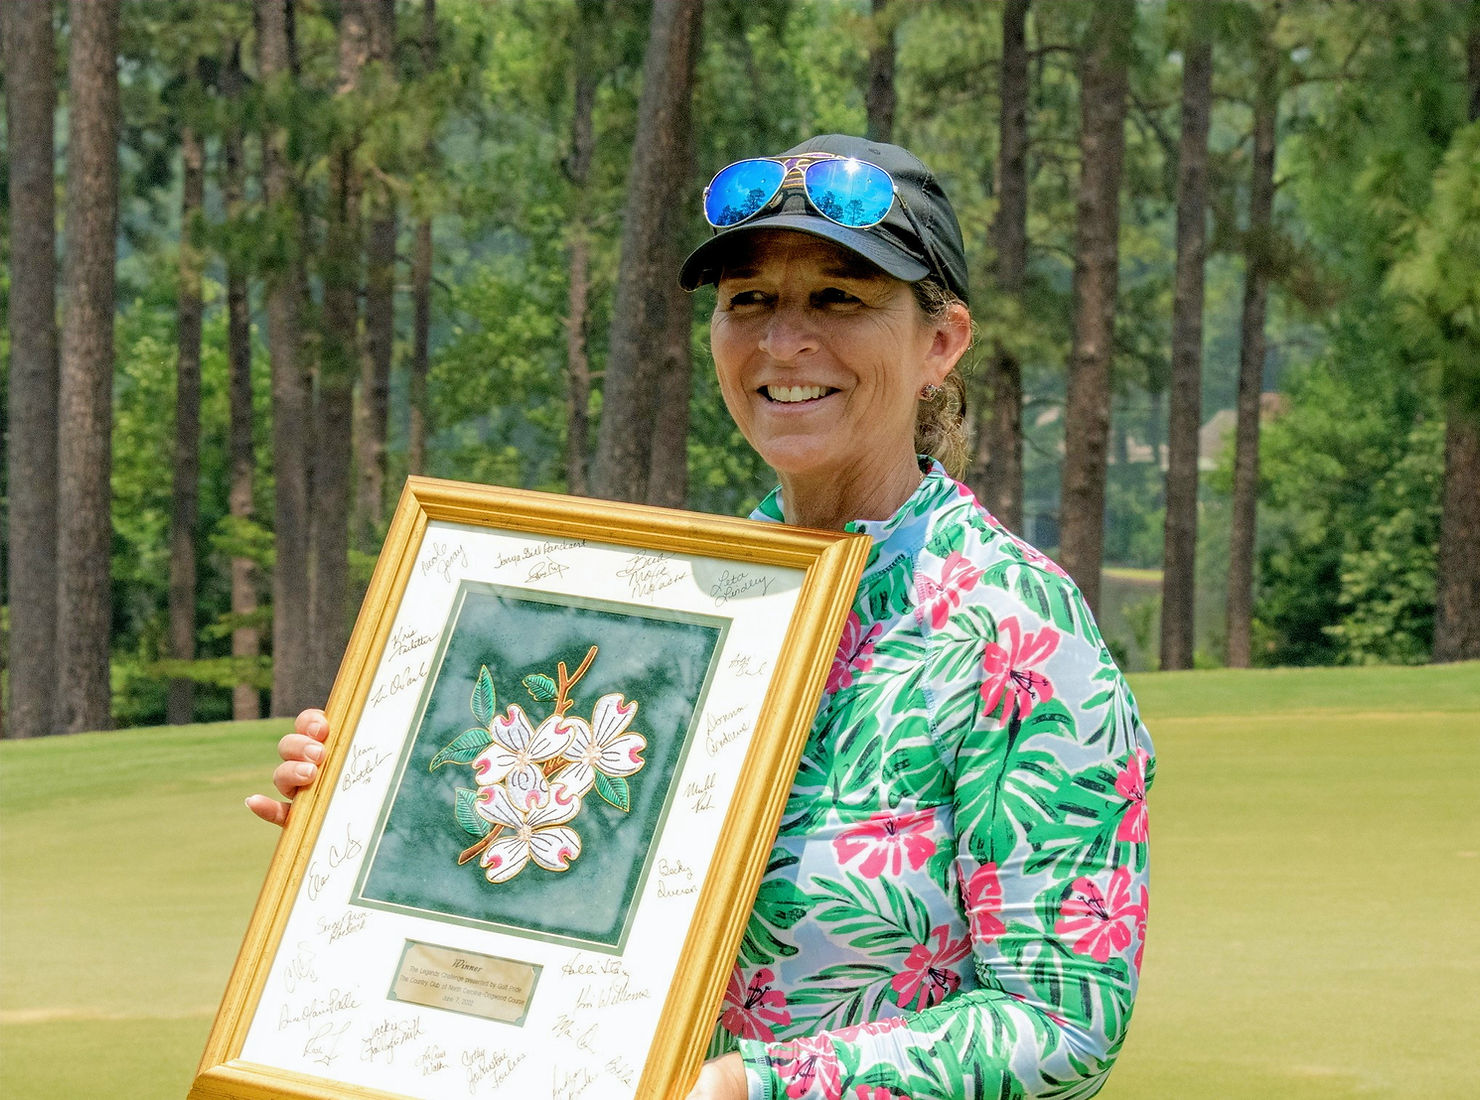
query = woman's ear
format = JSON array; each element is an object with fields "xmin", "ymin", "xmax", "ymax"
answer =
[{"xmin": 923, "ymin": 302, "xmax": 973, "ymax": 385}]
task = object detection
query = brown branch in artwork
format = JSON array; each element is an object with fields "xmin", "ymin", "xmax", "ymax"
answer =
[
  {"xmin": 459, "ymin": 825, "xmax": 500, "ymax": 865},
  {"xmin": 553, "ymin": 645, "xmax": 599, "ymax": 716}
]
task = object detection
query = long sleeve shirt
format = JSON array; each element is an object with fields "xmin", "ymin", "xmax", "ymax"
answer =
[{"xmin": 721, "ymin": 463, "xmax": 1154, "ymax": 1100}]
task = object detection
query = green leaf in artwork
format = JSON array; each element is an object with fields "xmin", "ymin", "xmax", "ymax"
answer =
[
  {"xmin": 455, "ymin": 787, "xmax": 493, "ymax": 838},
  {"xmin": 523, "ymin": 673, "xmax": 558, "ymax": 702},
  {"xmin": 430, "ymin": 727, "xmax": 494, "ymax": 770},
  {"xmin": 594, "ymin": 771, "xmax": 631, "ymax": 812},
  {"xmin": 471, "ymin": 665, "xmax": 497, "ymax": 726}
]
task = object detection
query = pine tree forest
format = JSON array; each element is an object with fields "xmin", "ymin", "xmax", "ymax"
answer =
[{"xmin": 2, "ymin": 0, "xmax": 1477, "ymax": 736}]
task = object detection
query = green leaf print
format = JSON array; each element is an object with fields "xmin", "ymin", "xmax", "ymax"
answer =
[
  {"xmin": 783, "ymin": 961, "xmax": 895, "ymax": 1032},
  {"xmin": 470, "ymin": 665, "xmax": 497, "ymax": 726},
  {"xmin": 429, "ymin": 727, "xmax": 494, "ymax": 771},
  {"xmin": 454, "ymin": 787, "xmax": 492, "ymax": 838},
  {"xmin": 812, "ymin": 873, "xmax": 931, "ymax": 954},
  {"xmin": 522, "ymin": 673, "xmax": 558, "ymax": 702},
  {"xmin": 737, "ymin": 856, "xmax": 807, "ymax": 965},
  {"xmin": 593, "ymin": 771, "xmax": 631, "ymax": 812}
]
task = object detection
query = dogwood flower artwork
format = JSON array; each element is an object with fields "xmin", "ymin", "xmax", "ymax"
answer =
[{"xmin": 429, "ymin": 646, "xmax": 648, "ymax": 885}]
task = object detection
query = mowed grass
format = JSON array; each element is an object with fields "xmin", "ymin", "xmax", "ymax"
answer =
[{"xmin": 2, "ymin": 665, "xmax": 1477, "ymax": 1099}]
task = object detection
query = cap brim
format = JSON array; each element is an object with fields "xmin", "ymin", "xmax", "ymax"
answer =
[{"xmin": 678, "ymin": 213, "xmax": 931, "ymax": 291}]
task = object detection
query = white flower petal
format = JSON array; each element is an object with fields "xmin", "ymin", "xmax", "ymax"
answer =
[
  {"xmin": 596, "ymin": 732, "xmax": 646, "ymax": 777},
  {"xmin": 472, "ymin": 745, "xmax": 516, "ymax": 786},
  {"xmin": 528, "ymin": 780, "xmax": 582, "ymax": 826},
  {"xmin": 549, "ymin": 760, "xmax": 595, "ymax": 797},
  {"xmin": 531, "ymin": 713, "xmax": 583, "ymax": 761},
  {"xmin": 491, "ymin": 704, "xmax": 538, "ymax": 752},
  {"xmin": 528, "ymin": 826, "xmax": 582, "ymax": 872},
  {"xmin": 481, "ymin": 835, "xmax": 531, "ymax": 882},
  {"xmin": 591, "ymin": 693, "xmax": 637, "ymax": 743},
  {"xmin": 474, "ymin": 783, "xmax": 524, "ymax": 829},
  {"xmin": 506, "ymin": 765, "xmax": 551, "ymax": 811}
]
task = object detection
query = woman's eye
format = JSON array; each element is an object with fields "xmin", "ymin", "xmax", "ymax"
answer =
[
  {"xmin": 726, "ymin": 290, "xmax": 769, "ymax": 308},
  {"xmin": 816, "ymin": 287, "xmax": 860, "ymax": 306}
]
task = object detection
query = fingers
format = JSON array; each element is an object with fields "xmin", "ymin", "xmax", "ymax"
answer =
[
  {"xmin": 248, "ymin": 708, "xmax": 333, "ymax": 828},
  {"xmin": 295, "ymin": 708, "xmax": 330, "ymax": 741},
  {"xmin": 245, "ymin": 793, "xmax": 291, "ymax": 827}
]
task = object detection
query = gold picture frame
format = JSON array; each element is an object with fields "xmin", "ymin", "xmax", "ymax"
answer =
[{"xmin": 189, "ymin": 476, "xmax": 869, "ymax": 1100}]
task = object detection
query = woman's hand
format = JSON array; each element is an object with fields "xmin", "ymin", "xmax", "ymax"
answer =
[
  {"xmin": 684, "ymin": 1053, "xmax": 746, "ymax": 1100},
  {"xmin": 245, "ymin": 708, "xmax": 330, "ymax": 826}
]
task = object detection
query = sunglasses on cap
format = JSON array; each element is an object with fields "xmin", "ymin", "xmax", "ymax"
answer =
[
  {"xmin": 703, "ymin": 154, "xmax": 902, "ymax": 230},
  {"xmin": 701, "ymin": 154, "xmax": 951, "ymax": 294}
]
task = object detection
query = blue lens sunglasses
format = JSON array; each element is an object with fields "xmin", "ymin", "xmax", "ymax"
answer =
[{"xmin": 701, "ymin": 154, "xmax": 947, "ymax": 286}]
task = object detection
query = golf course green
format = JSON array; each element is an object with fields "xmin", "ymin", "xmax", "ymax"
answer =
[{"xmin": 2, "ymin": 664, "xmax": 1476, "ymax": 1098}]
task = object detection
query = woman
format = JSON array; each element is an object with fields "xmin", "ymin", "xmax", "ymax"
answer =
[{"xmin": 250, "ymin": 134, "xmax": 1154, "ymax": 1100}]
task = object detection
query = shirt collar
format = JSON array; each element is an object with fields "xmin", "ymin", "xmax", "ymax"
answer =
[{"xmin": 749, "ymin": 459, "xmax": 957, "ymax": 546}]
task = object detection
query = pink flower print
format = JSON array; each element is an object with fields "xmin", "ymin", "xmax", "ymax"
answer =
[
  {"xmin": 914, "ymin": 551, "xmax": 984, "ymax": 630},
  {"xmin": 889, "ymin": 924, "xmax": 971, "ymax": 1012},
  {"xmin": 979, "ymin": 617, "xmax": 1059, "ymax": 724},
  {"xmin": 719, "ymin": 965, "xmax": 791, "ymax": 1041},
  {"xmin": 856, "ymin": 1088, "xmax": 912, "ymax": 1100},
  {"xmin": 1132, "ymin": 885, "xmax": 1150, "ymax": 974},
  {"xmin": 962, "ymin": 862, "xmax": 1006, "ymax": 945},
  {"xmin": 830, "ymin": 1014, "xmax": 908, "ymax": 1044},
  {"xmin": 475, "ymin": 779, "xmax": 582, "ymax": 883},
  {"xmin": 832, "ymin": 809, "xmax": 936, "ymax": 879},
  {"xmin": 1054, "ymin": 867, "xmax": 1138, "ymax": 963},
  {"xmin": 1114, "ymin": 747, "xmax": 1150, "ymax": 843},
  {"xmin": 773, "ymin": 1035, "xmax": 840, "ymax": 1100},
  {"xmin": 1017, "ymin": 540, "xmax": 1070, "ymax": 579},
  {"xmin": 827, "ymin": 612, "xmax": 882, "ymax": 694}
]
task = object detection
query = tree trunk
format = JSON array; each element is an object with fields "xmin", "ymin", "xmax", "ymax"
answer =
[
  {"xmin": 1226, "ymin": 19, "xmax": 1280, "ymax": 668},
  {"xmin": 56, "ymin": 0, "xmax": 121, "ymax": 735},
  {"xmin": 258, "ymin": 0, "xmax": 315, "ymax": 715},
  {"xmin": 590, "ymin": 0, "xmax": 704, "ymax": 503},
  {"xmin": 355, "ymin": 0, "xmax": 396, "ymax": 549},
  {"xmin": 968, "ymin": 0, "xmax": 1029, "ymax": 532},
  {"xmin": 1433, "ymin": 14, "xmax": 1480, "ymax": 662},
  {"xmin": 563, "ymin": 0, "xmax": 600, "ymax": 497},
  {"xmin": 1159, "ymin": 34, "xmax": 1213, "ymax": 672},
  {"xmin": 223, "ymin": 43, "xmax": 262, "ymax": 720},
  {"xmin": 408, "ymin": 0, "xmax": 436, "ymax": 479},
  {"xmin": 166, "ymin": 119, "xmax": 206, "ymax": 724},
  {"xmin": 311, "ymin": 0, "xmax": 369, "ymax": 698},
  {"xmin": 646, "ymin": 273, "xmax": 694, "ymax": 508},
  {"xmin": 3, "ymin": 0, "xmax": 60, "ymax": 739},
  {"xmin": 1058, "ymin": 0, "xmax": 1132, "ymax": 615},
  {"xmin": 865, "ymin": 0, "xmax": 897, "ymax": 144}
]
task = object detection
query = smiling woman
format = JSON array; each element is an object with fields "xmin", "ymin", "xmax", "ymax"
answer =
[{"xmin": 254, "ymin": 134, "xmax": 1154, "ymax": 1100}]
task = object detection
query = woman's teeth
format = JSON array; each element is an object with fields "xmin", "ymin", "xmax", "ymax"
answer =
[{"xmin": 765, "ymin": 385, "xmax": 829, "ymax": 403}]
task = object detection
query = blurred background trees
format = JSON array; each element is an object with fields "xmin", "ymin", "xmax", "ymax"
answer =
[{"xmin": 2, "ymin": 0, "xmax": 1476, "ymax": 735}]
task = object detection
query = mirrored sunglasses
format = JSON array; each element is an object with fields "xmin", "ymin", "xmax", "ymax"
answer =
[{"xmin": 702, "ymin": 155, "xmax": 897, "ymax": 230}]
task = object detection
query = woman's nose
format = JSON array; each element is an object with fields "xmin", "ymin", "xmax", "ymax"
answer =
[{"xmin": 758, "ymin": 302, "xmax": 818, "ymax": 361}]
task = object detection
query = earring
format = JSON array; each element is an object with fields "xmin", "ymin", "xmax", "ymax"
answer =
[{"xmin": 920, "ymin": 384, "xmax": 942, "ymax": 399}]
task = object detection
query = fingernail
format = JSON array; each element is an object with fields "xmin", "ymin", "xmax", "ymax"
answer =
[
  {"xmin": 297, "ymin": 763, "xmax": 315, "ymax": 782},
  {"xmin": 306, "ymin": 742, "xmax": 324, "ymax": 762}
]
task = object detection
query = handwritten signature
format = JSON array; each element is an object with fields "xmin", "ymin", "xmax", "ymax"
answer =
[
  {"xmin": 388, "ymin": 624, "xmax": 435, "ymax": 658},
  {"xmin": 711, "ymin": 569, "xmax": 774, "ymax": 607},
  {"xmin": 341, "ymin": 743, "xmax": 393, "ymax": 791},
  {"xmin": 422, "ymin": 541, "xmax": 468, "ymax": 582},
  {"xmin": 370, "ymin": 659, "xmax": 430, "ymax": 708},
  {"xmin": 616, "ymin": 550, "xmax": 688, "ymax": 600},
  {"xmin": 303, "ymin": 1019, "xmax": 350, "ymax": 1067}
]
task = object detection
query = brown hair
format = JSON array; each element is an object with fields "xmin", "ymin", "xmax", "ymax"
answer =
[{"xmin": 911, "ymin": 277, "xmax": 973, "ymax": 479}]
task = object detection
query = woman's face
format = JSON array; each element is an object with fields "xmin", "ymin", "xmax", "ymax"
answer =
[{"xmin": 710, "ymin": 231, "xmax": 963, "ymax": 492}]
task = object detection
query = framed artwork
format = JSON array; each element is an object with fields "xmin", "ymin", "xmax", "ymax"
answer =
[{"xmin": 189, "ymin": 477, "xmax": 868, "ymax": 1100}]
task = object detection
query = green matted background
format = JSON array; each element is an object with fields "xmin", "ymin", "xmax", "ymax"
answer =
[
  {"xmin": 356, "ymin": 581, "xmax": 727, "ymax": 951},
  {"xmin": 1, "ymin": 663, "xmax": 1476, "ymax": 1098}
]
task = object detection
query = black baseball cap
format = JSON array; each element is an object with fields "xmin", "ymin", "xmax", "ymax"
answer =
[{"xmin": 679, "ymin": 134, "xmax": 971, "ymax": 307}]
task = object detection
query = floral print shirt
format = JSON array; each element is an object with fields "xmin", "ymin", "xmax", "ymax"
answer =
[{"xmin": 722, "ymin": 463, "xmax": 1154, "ymax": 1100}]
